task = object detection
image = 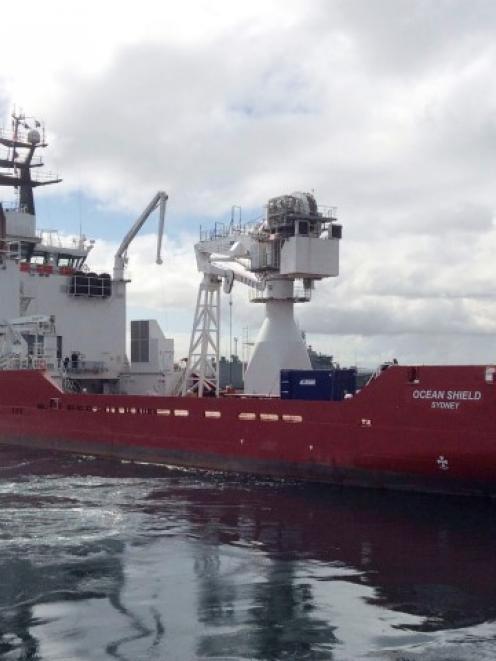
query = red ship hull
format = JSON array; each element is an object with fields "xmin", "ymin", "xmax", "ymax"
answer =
[{"xmin": 1, "ymin": 365, "xmax": 496, "ymax": 496}]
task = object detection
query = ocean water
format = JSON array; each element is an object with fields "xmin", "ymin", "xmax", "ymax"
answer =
[{"xmin": 0, "ymin": 448, "xmax": 495, "ymax": 661}]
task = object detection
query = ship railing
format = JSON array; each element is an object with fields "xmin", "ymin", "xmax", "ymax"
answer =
[
  {"xmin": 173, "ymin": 365, "xmax": 188, "ymax": 396},
  {"xmin": 30, "ymin": 170, "xmax": 60, "ymax": 185},
  {"xmin": 0, "ymin": 241, "xmax": 21, "ymax": 260},
  {"xmin": 34, "ymin": 229, "xmax": 90, "ymax": 255},
  {"xmin": 0, "ymin": 156, "xmax": 44, "ymax": 169},
  {"xmin": 0, "ymin": 353, "xmax": 14, "ymax": 370},
  {"xmin": 0, "ymin": 354, "xmax": 56, "ymax": 371},
  {"xmin": 0, "ymin": 127, "xmax": 36, "ymax": 143},
  {"xmin": 199, "ymin": 220, "xmax": 260, "ymax": 243},
  {"xmin": 36, "ymin": 229, "xmax": 64, "ymax": 247},
  {"xmin": 293, "ymin": 283, "xmax": 312, "ymax": 302},
  {"xmin": 62, "ymin": 377, "xmax": 81, "ymax": 393},
  {"xmin": 199, "ymin": 222, "xmax": 229, "ymax": 242},
  {"xmin": 248, "ymin": 283, "xmax": 312, "ymax": 303},
  {"xmin": 318, "ymin": 205, "xmax": 338, "ymax": 221},
  {"xmin": 65, "ymin": 361, "xmax": 106, "ymax": 374},
  {"xmin": 0, "ymin": 129, "xmax": 49, "ymax": 156},
  {"xmin": 2, "ymin": 201, "xmax": 22, "ymax": 212}
]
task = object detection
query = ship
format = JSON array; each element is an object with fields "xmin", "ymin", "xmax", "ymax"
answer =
[{"xmin": 0, "ymin": 110, "xmax": 495, "ymax": 498}]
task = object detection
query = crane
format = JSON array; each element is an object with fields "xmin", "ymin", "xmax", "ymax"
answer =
[
  {"xmin": 182, "ymin": 232, "xmax": 265, "ymax": 397},
  {"xmin": 184, "ymin": 192, "xmax": 341, "ymax": 397},
  {"xmin": 113, "ymin": 191, "xmax": 168, "ymax": 280}
]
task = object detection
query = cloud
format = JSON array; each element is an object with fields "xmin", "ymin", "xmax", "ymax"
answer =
[
  {"xmin": 33, "ymin": 0, "xmax": 496, "ymax": 233},
  {"xmin": 2, "ymin": 0, "xmax": 496, "ymax": 366},
  {"xmin": 89, "ymin": 231, "xmax": 199, "ymax": 308},
  {"xmin": 80, "ymin": 222, "xmax": 496, "ymax": 364}
]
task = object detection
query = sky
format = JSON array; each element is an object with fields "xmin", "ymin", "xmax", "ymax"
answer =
[{"xmin": 1, "ymin": 0, "xmax": 496, "ymax": 366}]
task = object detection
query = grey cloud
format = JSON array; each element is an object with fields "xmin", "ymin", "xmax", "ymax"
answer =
[
  {"xmin": 313, "ymin": 331, "xmax": 496, "ymax": 367},
  {"xmin": 299, "ymin": 296, "xmax": 489, "ymax": 337},
  {"xmin": 12, "ymin": 1, "xmax": 496, "ymax": 366},
  {"xmin": 386, "ymin": 203, "xmax": 494, "ymax": 236},
  {"xmin": 45, "ymin": 5, "xmax": 496, "ymax": 235},
  {"xmin": 322, "ymin": 0, "xmax": 496, "ymax": 76},
  {"xmin": 49, "ymin": 35, "xmax": 327, "ymax": 206}
]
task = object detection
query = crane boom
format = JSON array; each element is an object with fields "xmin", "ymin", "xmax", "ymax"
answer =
[
  {"xmin": 113, "ymin": 191, "xmax": 168, "ymax": 280},
  {"xmin": 156, "ymin": 193, "xmax": 167, "ymax": 265}
]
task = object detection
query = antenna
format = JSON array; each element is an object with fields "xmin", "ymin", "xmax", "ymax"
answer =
[
  {"xmin": 0, "ymin": 109, "xmax": 62, "ymax": 215},
  {"xmin": 230, "ymin": 205, "xmax": 242, "ymax": 230},
  {"xmin": 78, "ymin": 189, "xmax": 83, "ymax": 240}
]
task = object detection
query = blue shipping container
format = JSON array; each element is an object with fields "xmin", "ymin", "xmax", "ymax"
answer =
[{"xmin": 280, "ymin": 369, "xmax": 357, "ymax": 401}]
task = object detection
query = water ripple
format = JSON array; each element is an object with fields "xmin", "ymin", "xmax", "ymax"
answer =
[{"xmin": 0, "ymin": 447, "xmax": 495, "ymax": 660}]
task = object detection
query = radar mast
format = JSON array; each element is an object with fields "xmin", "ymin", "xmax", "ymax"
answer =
[{"xmin": 0, "ymin": 110, "xmax": 61, "ymax": 215}]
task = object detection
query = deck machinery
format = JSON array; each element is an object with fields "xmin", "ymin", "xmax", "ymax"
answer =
[{"xmin": 184, "ymin": 193, "xmax": 342, "ymax": 396}]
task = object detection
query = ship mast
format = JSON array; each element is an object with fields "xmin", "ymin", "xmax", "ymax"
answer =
[{"xmin": 0, "ymin": 111, "xmax": 61, "ymax": 215}]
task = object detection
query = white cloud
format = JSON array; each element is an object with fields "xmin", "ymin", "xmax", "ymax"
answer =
[
  {"xmin": 82, "ymin": 223, "xmax": 496, "ymax": 365},
  {"xmin": 87, "ymin": 230, "xmax": 263, "ymax": 357},
  {"xmin": 2, "ymin": 1, "xmax": 496, "ymax": 366}
]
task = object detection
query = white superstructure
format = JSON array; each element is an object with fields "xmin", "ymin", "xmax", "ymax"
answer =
[
  {"xmin": 0, "ymin": 111, "xmax": 341, "ymax": 399},
  {"xmin": 0, "ymin": 111, "xmax": 175, "ymax": 394},
  {"xmin": 185, "ymin": 192, "xmax": 342, "ymax": 396}
]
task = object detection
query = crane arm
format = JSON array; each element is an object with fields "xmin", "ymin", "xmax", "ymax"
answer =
[
  {"xmin": 156, "ymin": 193, "xmax": 167, "ymax": 265},
  {"xmin": 209, "ymin": 260, "xmax": 264, "ymax": 292},
  {"xmin": 113, "ymin": 191, "xmax": 168, "ymax": 280}
]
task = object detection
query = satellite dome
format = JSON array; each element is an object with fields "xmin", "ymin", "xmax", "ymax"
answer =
[{"xmin": 27, "ymin": 128, "xmax": 41, "ymax": 145}]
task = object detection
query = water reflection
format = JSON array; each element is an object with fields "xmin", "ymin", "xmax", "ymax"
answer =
[
  {"xmin": 194, "ymin": 541, "xmax": 337, "ymax": 659},
  {"xmin": 0, "ymin": 538, "xmax": 126, "ymax": 659},
  {"xmin": 0, "ymin": 447, "xmax": 495, "ymax": 660},
  {"xmin": 149, "ymin": 479, "xmax": 496, "ymax": 627}
]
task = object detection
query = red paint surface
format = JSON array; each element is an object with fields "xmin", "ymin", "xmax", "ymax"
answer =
[{"xmin": 1, "ymin": 366, "xmax": 495, "ymax": 495}]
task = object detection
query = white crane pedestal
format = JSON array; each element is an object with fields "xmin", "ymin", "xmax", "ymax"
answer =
[{"xmin": 244, "ymin": 293, "xmax": 311, "ymax": 396}]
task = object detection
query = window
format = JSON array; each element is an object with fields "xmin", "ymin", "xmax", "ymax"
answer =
[
  {"xmin": 298, "ymin": 221, "xmax": 309, "ymax": 236},
  {"xmin": 174, "ymin": 409, "xmax": 189, "ymax": 417},
  {"xmin": 238, "ymin": 412, "xmax": 256, "ymax": 420},
  {"xmin": 157, "ymin": 408, "xmax": 171, "ymax": 416},
  {"xmin": 204, "ymin": 411, "xmax": 221, "ymax": 418},
  {"xmin": 282, "ymin": 414, "xmax": 303, "ymax": 423},
  {"xmin": 260, "ymin": 413, "xmax": 279, "ymax": 422}
]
